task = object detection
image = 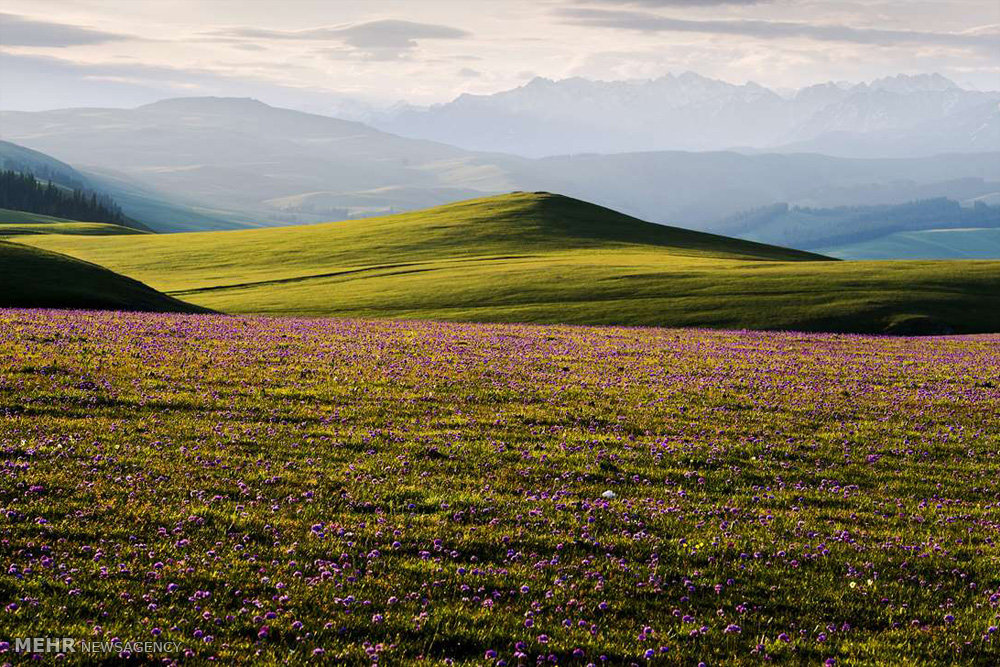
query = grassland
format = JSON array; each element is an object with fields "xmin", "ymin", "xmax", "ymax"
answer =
[
  {"xmin": 16, "ymin": 193, "xmax": 1000, "ymax": 334},
  {"xmin": 0, "ymin": 222, "xmax": 145, "ymax": 237},
  {"xmin": 0, "ymin": 208, "xmax": 147, "ymax": 237},
  {"xmin": 0, "ymin": 310, "xmax": 998, "ymax": 664},
  {"xmin": 0, "ymin": 208, "xmax": 80, "ymax": 225},
  {"xmin": 0, "ymin": 242, "xmax": 203, "ymax": 312}
]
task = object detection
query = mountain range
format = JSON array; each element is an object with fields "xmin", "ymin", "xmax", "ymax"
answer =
[
  {"xmin": 373, "ymin": 73, "xmax": 1000, "ymax": 158},
  {"xmin": 3, "ymin": 96, "xmax": 999, "ymax": 240},
  {"xmin": 0, "ymin": 98, "xmax": 506, "ymax": 231}
]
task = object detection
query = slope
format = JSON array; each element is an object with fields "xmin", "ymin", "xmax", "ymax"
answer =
[
  {"xmin": 16, "ymin": 192, "xmax": 826, "ymax": 290},
  {"xmin": 0, "ymin": 208, "xmax": 148, "ymax": 237},
  {"xmin": 0, "ymin": 209, "xmax": 83, "ymax": 225},
  {"xmin": 16, "ymin": 192, "xmax": 1000, "ymax": 334},
  {"xmin": 0, "ymin": 242, "xmax": 206, "ymax": 312}
]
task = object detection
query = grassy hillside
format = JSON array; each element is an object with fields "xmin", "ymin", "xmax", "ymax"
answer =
[
  {"xmin": 17, "ymin": 191, "xmax": 826, "ymax": 292},
  {"xmin": 0, "ymin": 208, "xmax": 79, "ymax": 224},
  {"xmin": 0, "ymin": 222, "xmax": 145, "ymax": 237},
  {"xmin": 17, "ymin": 192, "xmax": 1000, "ymax": 334},
  {"xmin": 0, "ymin": 208, "xmax": 149, "ymax": 237},
  {"xmin": 0, "ymin": 242, "xmax": 204, "ymax": 312}
]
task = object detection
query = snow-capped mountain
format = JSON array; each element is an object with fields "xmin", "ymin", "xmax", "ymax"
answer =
[{"xmin": 372, "ymin": 73, "xmax": 1000, "ymax": 158}]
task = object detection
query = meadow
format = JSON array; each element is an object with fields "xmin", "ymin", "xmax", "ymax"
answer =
[
  {"xmin": 1, "ymin": 309, "xmax": 998, "ymax": 665},
  {"xmin": 18, "ymin": 192, "xmax": 1000, "ymax": 334}
]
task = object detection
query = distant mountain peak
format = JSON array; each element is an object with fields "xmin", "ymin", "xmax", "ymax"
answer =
[
  {"xmin": 867, "ymin": 73, "xmax": 960, "ymax": 93},
  {"xmin": 676, "ymin": 70, "xmax": 712, "ymax": 82},
  {"xmin": 523, "ymin": 76, "xmax": 558, "ymax": 88},
  {"xmin": 372, "ymin": 70, "xmax": 996, "ymax": 157},
  {"xmin": 139, "ymin": 97, "xmax": 273, "ymax": 112}
]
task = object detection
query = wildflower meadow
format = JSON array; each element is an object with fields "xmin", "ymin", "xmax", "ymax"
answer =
[{"xmin": 1, "ymin": 309, "xmax": 998, "ymax": 665}]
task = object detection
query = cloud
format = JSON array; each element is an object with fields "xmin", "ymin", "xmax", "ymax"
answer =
[
  {"xmin": 0, "ymin": 52, "xmax": 225, "ymax": 85},
  {"xmin": 557, "ymin": 8, "xmax": 1000, "ymax": 50},
  {"xmin": 0, "ymin": 12, "xmax": 131, "ymax": 47},
  {"xmin": 579, "ymin": 0, "xmax": 769, "ymax": 5},
  {"xmin": 335, "ymin": 20, "xmax": 467, "ymax": 49},
  {"xmin": 0, "ymin": 51, "xmax": 375, "ymax": 112},
  {"xmin": 214, "ymin": 19, "xmax": 469, "ymax": 60}
]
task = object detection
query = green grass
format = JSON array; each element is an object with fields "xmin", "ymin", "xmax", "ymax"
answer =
[
  {"xmin": 0, "ymin": 222, "xmax": 146, "ymax": 237},
  {"xmin": 0, "ymin": 208, "xmax": 79, "ymax": 224},
  {"xmin": 0, "ymin": 241, "xmax": 204, "ymax": 312},
  {"xmin": 15, "ymin": 192, "xmax": 1000, "ymax": 333},
  {"xmin": 0, "ymin": 208, "xmax": 148, "ymax": 237},
  {"xmin": 1, "ymin": 312, "xmax": 999, "ymax": 664}
]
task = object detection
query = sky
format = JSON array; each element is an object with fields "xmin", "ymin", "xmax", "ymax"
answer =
[{"xmin": 0, "ymin": 0, "xmax": 998, "ymax": 113}]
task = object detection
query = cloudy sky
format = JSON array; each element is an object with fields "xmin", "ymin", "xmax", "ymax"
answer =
[{"xmin": 1, "ymin": 0, "xmax": 997, "ymax": 113}]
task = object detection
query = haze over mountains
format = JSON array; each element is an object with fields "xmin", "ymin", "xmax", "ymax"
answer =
[
  {"xmin": 2, "ymin": 94, "xmax": 998, "ymax": 233},
  {"xmin": 2, "ymin": 71, "xmax": 999, "ymax": 259},
  {"xmin": 0, "ymin": 98, "xmax": 497, "ymax": 231},
  {"xmin": 373, "ymin": 73, "xmax": 1000, "ymax": 158}
]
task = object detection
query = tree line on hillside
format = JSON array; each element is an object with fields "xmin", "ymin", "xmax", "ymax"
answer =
[
  {"xmin": 710, "ymin": 198, "xmax": 1000, "ymax": 249},
  {"xmin": 0, "ymin": 154, "xmax": 87, "ymax": 191},
  {"xmin": 0, "ymin": 170, "xmax": 137, "ymax": 227}
]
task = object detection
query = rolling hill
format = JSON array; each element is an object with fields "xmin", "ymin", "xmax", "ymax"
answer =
[
  {"xmin": 0, "ymin": 209, "xmax": 87, "ymax": 225},
  {"xmin": 0, "ymin": 208, "xmax": 149, "ymax": 237},
  {"xmin": 15, "ymin": 192, "xmax": 1000, "ymax": 334},
  {"xmin": 0, "ymin": 242, "xmax": 204, "ymax": 312}
]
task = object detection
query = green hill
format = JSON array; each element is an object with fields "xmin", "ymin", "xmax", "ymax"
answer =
[
  {"xmin": 15, "ymin": 192, "xmax": 1000, "ymax": 334},
  {"xmin": 0, "ymin": 208, "xmax": 81, "ymax": 225},
  {"xmin": 0, "ymin": 208, "xmax": 148, "ymax": 237},
  {"xmin": 0, "ymin": 222, "xmax": 145, "ymax": 237},
  {"xmin": 13, "ymin": 191, "xmax": 828, "ymax": 290},
  {"xmin": 0, "ymin": 242, "xmax": 205, "ymax": 312}
]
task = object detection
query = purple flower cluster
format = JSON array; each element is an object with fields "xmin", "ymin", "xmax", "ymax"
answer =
[{"xmin": 0, "ymin": 309, "xmax": 998, "ymax": 663}]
